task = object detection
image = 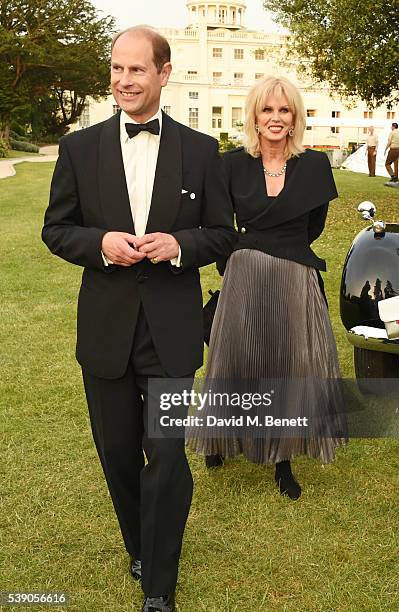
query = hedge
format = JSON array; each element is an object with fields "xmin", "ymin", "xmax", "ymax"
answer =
[{"xmin": 9, "ymin": 139, "xmax": 40, "ymax": 153}]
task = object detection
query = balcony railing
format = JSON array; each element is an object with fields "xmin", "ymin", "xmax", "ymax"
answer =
[
  {"xmin": 183, "ymin": 29, "xmax": 199, "ymax": 38},
  {"xmin": 208, "ymin": 31, "xmax": 226, "ymax": 38},
  {"xmin": 207, "ymin": 30, "xmax": 286, "ymax": 43},
  {"xmin": 161, "ymin": 28, "xmax": 199, "ymax": 39}
]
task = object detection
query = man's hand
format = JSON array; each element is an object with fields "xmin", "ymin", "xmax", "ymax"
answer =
[
  {"xmin": 102, "ymin": 232, "xmax": 146, "ymax": 267},
  {"xmin": 135, "ymin": 233, "xmax": 180, "ymax": 262}
]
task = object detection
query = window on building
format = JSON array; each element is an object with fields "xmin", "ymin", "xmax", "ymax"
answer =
[
  {"xmin": 189, "ymin": 91, "xmax": 198, "ymax": 99},
  {"xmin": 212, "ymin": 106, "xmax": 223, "ymax": 129},
  {"xmin": 232, "ymin": 107, "xmax": 242, "ymax": 128},
  {"xmin": 306, "ymin": 109, "xmax": 316, "ymax": 130},
  {"xmin": 254, "ymin": 49, "xmax": 265, "ymax": 60},
  {"xmin": 112, "ymin": 104, "xmax": 120, "ymax": 115},
  {"xmin": 331, "ymin": 110, "xmax": 340, "ymax": 133},
  {"xmin": 189, "ymin": 108, "xmax": 199, "ymax": 129},
  {"xmin": 363, "ymin": 110, "xmax": 373, "ymax": 133},
  {"xmin": 213, "ymin": 71, "xmax": 222, "ymax": 84},
  {"xmin": 234, "ymin": 72, "xmax": 243, "ymax": 85},
  {"xmin": 213, "ymin": 47, "xmax": 222, "ymax": 58},
  {"xmin": 163, "ymin": 106, "xmax": 171, "ymax": 115},
  {"xmin": 387, "ymin": 111, "xmax": 396, "ymax": 119},
  {"xmin": 218, "ymin": 8, "xmax": 226, "ymax": 23},
  {"xmin": 234, "ymin": 48, "xmax": 244, "ymax": 60},
  {"xmin": 79, "ymin": 103, "xmax": 90, "ymax": 128},
  {"xmin": 255, "ymin": 73, "xmax": 264, "ymax": 80},
  {"xmin": 186, "ymin": 70, "xmax": 198, "ymax": 81}
]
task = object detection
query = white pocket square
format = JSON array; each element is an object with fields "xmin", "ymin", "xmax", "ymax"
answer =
[{"xmin": 182, "ymin": 189, "xmax": 196, "ymax": 199}]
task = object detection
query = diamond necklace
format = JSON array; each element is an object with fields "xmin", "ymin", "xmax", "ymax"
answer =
[{"xmin": 263, "ymin": 162, "xmax": 287, "ymax": 177}]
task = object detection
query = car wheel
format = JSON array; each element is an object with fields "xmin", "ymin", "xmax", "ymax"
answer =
[{"xmin": 354, "ymin": 347, "xmax": 399, "ymax": 394}]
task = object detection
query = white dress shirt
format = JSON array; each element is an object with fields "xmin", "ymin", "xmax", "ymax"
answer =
[
  {"xmin": 366, "ymin": 133, "xmax": 378, "ymax": 147},
  {"xmin": 103, "ymin": 108, "xmax": 180, "ymax": 266}
]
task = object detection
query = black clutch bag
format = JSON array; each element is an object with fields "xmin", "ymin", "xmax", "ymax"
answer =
[{"xmin": 203, "ymin": 289, "xmax": 220, "ymax": 346}]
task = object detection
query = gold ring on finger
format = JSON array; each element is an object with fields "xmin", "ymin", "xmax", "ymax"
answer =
[{"xmin": 151, "ymin": 257, "xmax": 159, "ymax": 264}]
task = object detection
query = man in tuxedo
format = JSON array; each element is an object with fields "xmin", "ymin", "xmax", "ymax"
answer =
[{"xmin": 42, "ymin": 26, "xmax": 235, "ymax": 612}]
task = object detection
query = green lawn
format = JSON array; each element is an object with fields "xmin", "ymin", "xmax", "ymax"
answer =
[
  {"xmin": 5, "ymin": 149, "xmax": 41, "ymax": 159},
  {"xmin": 1, "ymin": 163, "xmax": 398, "ymax": 612}
]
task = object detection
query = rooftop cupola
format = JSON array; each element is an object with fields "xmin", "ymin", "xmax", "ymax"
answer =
[{"xmin": 186, "ymin": 1, "xmax": 246, "ymax": 29}]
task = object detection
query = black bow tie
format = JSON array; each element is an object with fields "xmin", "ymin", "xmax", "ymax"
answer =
[{"xmin": 125, "ymin": 119, "xmax": 160, "ymax": 138}]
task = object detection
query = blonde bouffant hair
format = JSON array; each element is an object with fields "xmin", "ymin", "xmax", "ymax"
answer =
[{"xmin": 243, "ymin": 75, "xmax": 306, "ymax": 159}]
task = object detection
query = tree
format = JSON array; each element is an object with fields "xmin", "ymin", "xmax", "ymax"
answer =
[
  {"xmin": 263, "ymin": 0, "xmax": 399, "ymax": 108},
  {"xmin": 0, "ymin": 0, "xmax": 115, "ymax": 140}
]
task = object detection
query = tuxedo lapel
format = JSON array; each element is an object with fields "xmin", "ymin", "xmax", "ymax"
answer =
[
  {"xmin": 98, "ymin": 112, "xmax": 135, "ymax": 234},
  {"xmin": 145, "ymin": 112, "xmax": 182, "ymax": 234}
]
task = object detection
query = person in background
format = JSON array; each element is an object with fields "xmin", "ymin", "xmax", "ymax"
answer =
[
  {"xmin": 384, "ymin": 122, "xmax": 399, "ymax": 182},
  {"xmin": 187, "ymin": 76, "xmax": 346, "ymax": 500},
  {"xmin": 365, "ymin": 126, "xmax": 378, "ymax": 176}
]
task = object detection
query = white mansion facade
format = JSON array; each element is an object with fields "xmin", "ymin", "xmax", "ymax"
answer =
[{"xmin": 82, "ymin": 0, "xmax": 397, "ymax": 148}]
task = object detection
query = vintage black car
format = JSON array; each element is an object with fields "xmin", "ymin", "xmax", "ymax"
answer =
[{"xmin": 340, "ymin": 202, "xmax": 399, "ymax": 392}]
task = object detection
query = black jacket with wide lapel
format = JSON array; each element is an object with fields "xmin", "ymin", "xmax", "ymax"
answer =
[
  {"xmin": 42, "ymin": 110, "xmax": 236, "ymax": 378},
  {"xmin": 225, "ymin": 147, "xmax": 337, "ymax": 228},
  {"xmin": 223, "ymin": 147, "xmax": 338, "ymax": 271}
]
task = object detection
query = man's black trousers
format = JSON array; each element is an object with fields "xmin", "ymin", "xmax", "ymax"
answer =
[{"xmin": 82, "ymin": 309, "xmax": 194, "ymax": 597}]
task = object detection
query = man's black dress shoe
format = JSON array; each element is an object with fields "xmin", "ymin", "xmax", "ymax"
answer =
[
  {"xmin": 129, "ymin": 557, "xmax": 142, "ymax": 581},
  {"xmin": 141, "ymin": 593, "xmax": 175, "ymax": 612}
]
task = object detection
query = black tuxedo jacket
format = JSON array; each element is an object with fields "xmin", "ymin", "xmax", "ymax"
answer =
[{"xmin": 42, "ymin": 111, "xmax": 236, "ymax": 379}]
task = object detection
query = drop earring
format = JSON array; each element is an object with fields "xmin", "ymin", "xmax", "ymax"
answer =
[
  {"xmin": 288, "ymin": 127, "xmax": 294, "ymax": 137},
  {"xmin": 255, "ymin": 124, "xmax": 260, "ymax": 134}
]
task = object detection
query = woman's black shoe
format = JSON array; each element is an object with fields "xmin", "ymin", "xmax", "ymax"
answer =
[
  {"xmin": 275, "ymin": 460, "xmax": 301, "ymax": 500},
  {"xmin": 205, "ymin": 454, "xmax": 224, "ymax": 468}
]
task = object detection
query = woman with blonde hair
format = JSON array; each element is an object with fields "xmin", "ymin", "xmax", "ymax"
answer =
[{"xmin": 187, "ymin": 76, "xmax": 346, "ymax": 499}]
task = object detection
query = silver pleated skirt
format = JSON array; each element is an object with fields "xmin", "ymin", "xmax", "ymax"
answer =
[{"xmin": 186, "ymin": 249, "xmax": 347, "ymax": 464}]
